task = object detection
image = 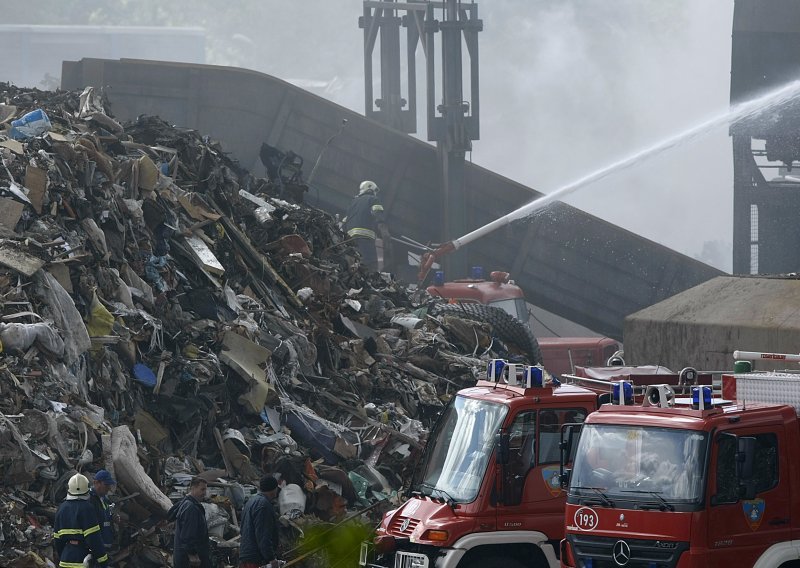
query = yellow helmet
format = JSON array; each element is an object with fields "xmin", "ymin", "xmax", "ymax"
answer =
[{"xmin": 68, "ymin": 473, "xmax": 90, "ymax": 496}]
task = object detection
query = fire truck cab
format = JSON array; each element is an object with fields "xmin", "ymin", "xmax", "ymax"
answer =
[
  {"xmin": 361, "ymin": 361, "xmax": 599, "ymax": 568},
  {"xmin": 426, "ymin": 268, "xmax": 528, "ymax": 321},
  {"xmin": 561, "ymin": 357, "xmax": 800, "ymax": 568}
]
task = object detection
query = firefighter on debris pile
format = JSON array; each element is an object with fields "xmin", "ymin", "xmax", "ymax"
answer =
[
  {"xmin": 343, "ymin": 180, "xmax": 391, "ymax": 271},
  {"xmin": 54, "ymin": 473, "xmax": 110, "ymax": 568}
]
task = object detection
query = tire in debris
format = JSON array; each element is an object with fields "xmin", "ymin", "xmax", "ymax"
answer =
[{"xmin": 430, "ymin": 302, "xmax": 542, "ymax": 364}]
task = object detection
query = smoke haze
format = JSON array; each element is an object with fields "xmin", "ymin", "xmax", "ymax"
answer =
[{"xmin": 6, "ymin": 0, "xmax": 736, "ymax": 270}]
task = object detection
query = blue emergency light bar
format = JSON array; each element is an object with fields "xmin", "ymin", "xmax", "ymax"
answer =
[
  {"xmin": 524, "ymin": 365, "xmax": 544, "ymax": 388},
  {"xmin": 692, "ymin": 386, "xmax": 712, "ymax": 410},
  {"xmin": 470, "ymin": 265, "xmax": 484, "ymax": 279},
  {"xmin": 612, "ymin": 381, "xmax": 633, "ymax": 405},
  {"xmin": 487, "ymin": 359, "xmax": 506, "ymax": 381},
  {"xmin": 486, "ymin": 359, "xmax": 547, "ymax": 388},
  {"xmin": 433, "ymin": 270, "xmax": 445, "ymax": 286}
]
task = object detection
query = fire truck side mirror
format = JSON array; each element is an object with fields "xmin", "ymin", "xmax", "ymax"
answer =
[
  {"xmin": 495, "ymin": 432, "xmax": 510, "ymax": 465},
  {"xmin": 736, "ymin": 436, "xmax": 757, "ymax": 499},
  {"xmin": 559, "ymin": 468, "xmax": 572, "ymax": 489},
  {"xmin": 559, "ymin": 424, "xmax": 580, "ymax": 488}
]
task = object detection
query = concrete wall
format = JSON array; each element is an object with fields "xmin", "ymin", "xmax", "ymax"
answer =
[{"xmin": 625, "ymin": 276, "xmax": 800, "ymax": 371}]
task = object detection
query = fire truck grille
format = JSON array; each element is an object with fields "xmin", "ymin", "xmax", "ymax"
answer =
[
  {"xmin": 393, "ymin": 551, "xmax": 429, "ymax": 568},
  {"xmin": 567, "ymin": 534, "xmax": 689, "ymax": 567},
  {"xmin": 388, "ymin": 516, "xmax": 419, "ymax": 536}
]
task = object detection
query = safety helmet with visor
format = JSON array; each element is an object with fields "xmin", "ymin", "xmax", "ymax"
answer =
[
  {"xmin": 358, "ymin": 180, "xmax": 379, "ymax": 196},
  {"xmin": 68, "ymin": 473, "xmax": 90, "ymax": 496}
]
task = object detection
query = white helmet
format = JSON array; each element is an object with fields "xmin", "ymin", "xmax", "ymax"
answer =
[
  {"xmin": 358, "ymin": 180, "xmax": 379, "ymax": 195},
  {"xmin": 68, "ymin": 473, "xmax": 90, "ymax": 496}
]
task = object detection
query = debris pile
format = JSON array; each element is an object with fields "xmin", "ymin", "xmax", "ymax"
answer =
[{"xmin": 0, "ymin": 84, "xmax": 530, "ymax": 567}]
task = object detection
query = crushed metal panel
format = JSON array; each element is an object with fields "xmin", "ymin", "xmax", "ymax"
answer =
[
  {"xmin": 0, "ymin": 138, "xmax": 24, "ymax": 154},
  {"xmin": 184, "ymin": 235, "xmax": 225, "ymax": 276},
  {"xmin": 219, "ymin": 331, "xmax": 272, "ymax": 414},
  {"xmin": 0, "ymin": 242, "xmax": 44, "ymax": 276},
  {"xmin": 0, "ymin": 197, "xmax": 24, "ymax": 231}
]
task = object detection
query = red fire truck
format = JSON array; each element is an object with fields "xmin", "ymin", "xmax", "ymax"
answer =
[
  {"xmin": 426, "ymin": 268, "xmax": 621, "ymax": 375},
  {"xmin": 360, "ymin": 364, "xmax": 707, "ymax": 568},
  {"xmin": 560, "ymin": 351, "xmax": 800, "ymax": 568}
]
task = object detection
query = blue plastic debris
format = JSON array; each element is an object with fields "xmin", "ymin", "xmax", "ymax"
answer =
[
  {"xmin": 132, "ymin": 363, "xmax": 157, "ymax": 388},
  {"xmin": 10, "ymin": 109, "xmax": 52, "ymax": 140}
]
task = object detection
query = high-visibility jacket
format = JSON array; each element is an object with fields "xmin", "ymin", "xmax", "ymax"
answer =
[
  {"xmin": 54, "ymin": 497, "xmax": 109, "ymax": 568},
  {"xmin": 344, "ymin": 192, "xmax": 385, "ymax": 240}
]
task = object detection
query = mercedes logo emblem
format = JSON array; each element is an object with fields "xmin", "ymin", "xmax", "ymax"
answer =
[
  {"xmin": 400, "ymin": 518, "xmax": 411, "ymax": 532},
  {"xmin": 612, "ymin": 540, "xmax": 631, "ymax": 566}
]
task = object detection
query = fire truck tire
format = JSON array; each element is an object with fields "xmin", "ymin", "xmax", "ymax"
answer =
[{"xmin": 431, "ymin": 303, "xmax": 542, "ymax": 364}]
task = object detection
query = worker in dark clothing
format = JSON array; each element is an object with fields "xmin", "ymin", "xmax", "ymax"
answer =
[
  {"xmin": 343, "ymin": 180, "xmax": 390, "ymax": 271},
  {"xmin": 89, "ymin": 469, "xmax": 116, "ymax": 552},
  {"xmin": 238, "ymin": 476, "xmax": 281, "ymax": 568},
  {"xmin": 54, "ymin": 473, "xmax": 110, "ymax": 568},
  {"xmin": 169, "ymin": 477, "xmax": 212, "ymax": 568}
]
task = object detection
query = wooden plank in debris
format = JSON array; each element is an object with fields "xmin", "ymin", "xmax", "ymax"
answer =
[
  {"xmin": 24, "ymin": 165, "xmax": 47, "ymax": 214},
  {"xmin": 0, "ymin": 243, "xmax": 45, "ymax": 276},
  {"xmin": 0, "ymin": 197, "xmax": 24, "ymax": 231},
  {"xmin": 185, "ymin": 235, "xmax": 225, "ymax": 276},
  {"xmin": 179, "ymin": 194, "xmax": 221, "ymax": 221}
]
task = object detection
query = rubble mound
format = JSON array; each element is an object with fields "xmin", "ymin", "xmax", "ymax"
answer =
[{"xmin": 0, "ymin": 83, "xmax": 536, "ymax": 567}]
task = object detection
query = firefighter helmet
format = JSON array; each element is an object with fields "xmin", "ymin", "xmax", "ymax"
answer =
[
  {"xmin": 68, "ymin": 473, "xmax": 90, "ymax": 496},
  {"xmin": 358, "ymin": 180, "xmax": 379, "ymax": 195}
]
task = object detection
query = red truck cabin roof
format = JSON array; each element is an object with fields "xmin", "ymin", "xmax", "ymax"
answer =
[
  {"xmin": 468, "ymin": 380, "xmax": 598, "ymax": 405},
  {"xmin": 426, "ymin": 280, "xmax": 524, "ymax": 304},
  {"xmin": 586, "ymin": 399, "xmax": 797, "ymax": 430}
]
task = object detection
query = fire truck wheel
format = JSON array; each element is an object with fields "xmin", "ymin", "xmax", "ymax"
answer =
[{"xmin": 430, "ymin": 302, "xmax": 542, "ymax": 364}]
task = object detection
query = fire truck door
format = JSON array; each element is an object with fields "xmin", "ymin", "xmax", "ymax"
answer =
[
  {"xmin": 707, "ymin": 426, "xmax": 790, "ymax": 566},
  {"xmin": 498, "ymin": 408, "xmax": 586, "ymax": 537}
]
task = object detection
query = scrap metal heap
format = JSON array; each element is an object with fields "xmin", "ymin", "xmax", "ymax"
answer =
[{"xmin": 0, "ymin": 84, "xmax": 531, "ymax": 568}]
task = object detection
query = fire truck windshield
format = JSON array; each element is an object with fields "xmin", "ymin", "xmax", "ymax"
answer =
[
  {"xmin": 488, "ymin": 298, "xmax": 527, "ymax": 321},
  {"xmin": 570, "ymin": 425, "xmax": 708, "ymax": 504},
  {"xmin": 415, "ymin": 395, "xmax": 508, "ymax": 503}
]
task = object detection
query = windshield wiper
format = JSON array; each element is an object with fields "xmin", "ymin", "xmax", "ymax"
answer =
[
  {"xmin": 571, "ymin": 486, "xmax": 615, "ymax": 508},
  {"xmin": 415, "ymin": 482, "xmax": 457, "ymax": 507},
  {"xmin": 621, "ymin": 490, "xmax": 675, "ymax": 512}
]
